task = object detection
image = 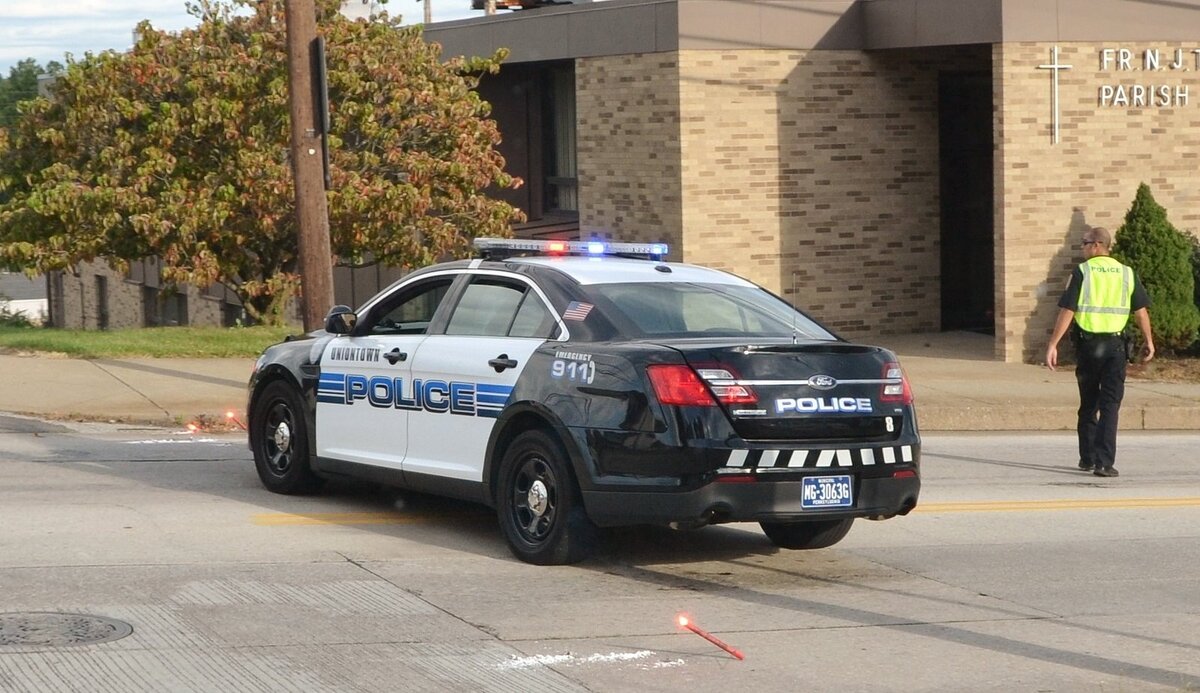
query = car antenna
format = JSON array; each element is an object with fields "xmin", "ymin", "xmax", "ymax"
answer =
[{"xmin": 791, "ymin": 271, "xmax": 799, "ymax": 344}]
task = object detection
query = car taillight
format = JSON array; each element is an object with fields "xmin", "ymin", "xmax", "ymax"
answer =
[
  {"xmin": 647, "ymin": 365, "xmax": 757, "ymax": 407},
  {"xmin": 695, "ymin": 368, "xmax": 757, "ymax": 405},
  {"xmin": 880, "ymin": 361, "xmax": 913, "ymax": 404},
  {"xmin": 647, "ymin": 365, "xmax": 717, "ymax": 406}
]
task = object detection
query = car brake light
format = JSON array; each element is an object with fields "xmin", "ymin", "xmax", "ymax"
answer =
[
  {"xmin": 647, "ymin": 365, "xmax": 717, "ymax": 406},
  {"xmin": 647, "ymin": 365, "xmax": 758, "ymax": 407},
  {"xmin": 880, "ymin": 361, "xmax": 913, "ymax": 404}
]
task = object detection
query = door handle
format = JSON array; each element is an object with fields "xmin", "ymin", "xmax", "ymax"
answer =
[
  {"xmin": 488, "ymin": 354, "xmax": 518, "ymax": 373},
  {"xmin": 384, "ymin": 348, "xmax": 407, "ymax": 365}
]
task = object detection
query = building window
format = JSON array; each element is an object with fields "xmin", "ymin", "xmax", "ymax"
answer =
[
  {"xmin": 162, "ymin": 290, "xmax": 188, "ymax": 327},
  {"xmin": 544, "ymin": 65, "xmax": 577, "ymax": 212},
  {"xmin": 143, "ymin": 286, "xmax": 188, "ymax": 326},
  {"xmin": 95, "ymin": 276, "xmax": 109, "ymax": 330}
]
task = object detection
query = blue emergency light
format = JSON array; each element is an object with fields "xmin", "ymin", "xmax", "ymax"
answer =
[{"xmin": 474, "ymin": 238, "xmax": 669, "ymax": 261}]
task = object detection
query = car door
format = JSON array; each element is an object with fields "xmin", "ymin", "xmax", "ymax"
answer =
[
  {"xmin": 315, "ymin": 274, "xmax": 457, "ymax": 468},
  {"xmin": 403, "ymin": 272, "xmax": 563, "ymax": 481}
]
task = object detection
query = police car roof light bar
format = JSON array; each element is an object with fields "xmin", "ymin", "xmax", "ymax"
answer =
[{"xmin": 473, "ymin": 237, "xmax": 669, "ymax": 261}]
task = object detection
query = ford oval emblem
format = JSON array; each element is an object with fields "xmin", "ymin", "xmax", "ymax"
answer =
[{"xmin": 807, "ymin": 374, "xmax": 837, "ymax": 390}]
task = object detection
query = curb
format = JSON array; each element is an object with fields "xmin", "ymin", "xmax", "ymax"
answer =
[{"xmin": 917, "ymin": 405, "xmax": 1200, "ymax": 432}]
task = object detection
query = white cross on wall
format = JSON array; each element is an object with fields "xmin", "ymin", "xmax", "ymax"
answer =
[{"xmin": 1037, "ymin": 46, "xmax": 1072, "ymax": 145}]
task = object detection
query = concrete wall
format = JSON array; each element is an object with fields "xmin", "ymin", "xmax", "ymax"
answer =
[{"xmin": 994, "ymin": 42, "xmax": 1200, "ymax": 362}]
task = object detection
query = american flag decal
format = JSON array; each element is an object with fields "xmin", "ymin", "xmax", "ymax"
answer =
[{"xmin": 562, "ymin": 301, "xmax": 594, "ymax": 321}]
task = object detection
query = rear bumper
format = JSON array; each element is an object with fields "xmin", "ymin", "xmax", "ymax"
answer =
[{"xmin": 581, "ymin": 474, "xmax": 920, "ymax": 528}]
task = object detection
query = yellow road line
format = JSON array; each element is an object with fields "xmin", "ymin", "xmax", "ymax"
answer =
[{"xmin": 915, "ymin": 497, "xmax": 1200, "ymax": 513}]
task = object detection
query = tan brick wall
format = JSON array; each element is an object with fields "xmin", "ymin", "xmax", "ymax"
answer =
[
  {"xmin": 578, "ymin": 46, "xmax": 986, "ymax": 339},
  {"xmin": 679, "ymin": 48, "xmax": 954, "ymax": 337},
  {"xmin": 996, "ymin": 43, "xmax": 1200, "ymax": 362},
  {"xmin": 576, "ymin": 55, "xmax": 684, "ymax": 249}
]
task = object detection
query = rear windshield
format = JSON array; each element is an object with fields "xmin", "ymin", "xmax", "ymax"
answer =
[{"xmin": 586, "ymin": 282, "xmax": 837, "ymax": 340}]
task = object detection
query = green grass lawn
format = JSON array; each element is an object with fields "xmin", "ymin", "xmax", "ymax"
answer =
[{"xmin": 0, "ymin": 325, "xmax": 300, "ymax": 359}]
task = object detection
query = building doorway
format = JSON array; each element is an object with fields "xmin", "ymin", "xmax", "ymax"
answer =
[{"xmin": 938, "ymin": 70, "xmax": 995, "ymax": 334}]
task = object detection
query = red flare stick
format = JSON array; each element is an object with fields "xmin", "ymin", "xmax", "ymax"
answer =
[
  {"xmin": 225, "ymin": 410, "xmax": 248, "ymax": 431},
  {"xmin": 677, "ymin": 615, "xmax": 745, "ymax": 660}
]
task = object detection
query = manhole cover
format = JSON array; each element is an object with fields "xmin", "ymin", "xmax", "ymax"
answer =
[{"xmin": 0, "ymin": 612, "xmax": 133, "ymax": 647}]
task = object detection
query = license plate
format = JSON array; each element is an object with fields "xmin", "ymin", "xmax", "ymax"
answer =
[{"xmin": 801, "ymin": 475, "xmax": 853, "ymax": 509}]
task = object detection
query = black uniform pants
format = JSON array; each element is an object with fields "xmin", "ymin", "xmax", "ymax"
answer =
[{"xmin": 1074, "ymin": 334, "xmax": 1127, "ymax": 469}]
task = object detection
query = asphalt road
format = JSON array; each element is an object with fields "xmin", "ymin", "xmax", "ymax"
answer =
[{"xmin": 1, "ymin": 415, "xmax": 1198, "ymax": 692}]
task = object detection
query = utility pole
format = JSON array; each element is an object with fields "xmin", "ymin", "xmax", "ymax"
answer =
[{"xmin": 285, "ymin": 0, "xmax": 335, "ymax": 332}]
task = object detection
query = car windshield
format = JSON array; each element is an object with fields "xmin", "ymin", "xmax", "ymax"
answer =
[{"xmin": 586, "ymin": 282, "xmax": 837, "ymax": 340}]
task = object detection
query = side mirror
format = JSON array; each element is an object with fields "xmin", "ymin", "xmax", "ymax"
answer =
[{"xmin": 324, "ymin": 305, "xmax": 357, "ymax": 334}]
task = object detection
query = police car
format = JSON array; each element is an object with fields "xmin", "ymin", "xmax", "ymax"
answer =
[{"xmin": 247, "ymin": 239, "xmax": 921, "ymax": 564}]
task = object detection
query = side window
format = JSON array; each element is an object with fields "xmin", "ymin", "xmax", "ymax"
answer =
[
  {"xmin": 509, "ymin": 292, "xmax": 556, "ymax": 338},
  {"xmin": 445, "ymin": 278, "xmax": 556, "ymax": 338},
  {"xmin": 446, "ymin": 280, "xmax": 525, "ymax": 336},
  {"xmin": 367, "ymin": 279, "xmax": 453, "ymax": 336}
]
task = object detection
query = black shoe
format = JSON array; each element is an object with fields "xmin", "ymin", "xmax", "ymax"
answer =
[
  {"xmin": 1078, "ymin": 460, "xmax": 1094, "ymax": 471},
  {"xmin": 1093, "ymin": 467, "xmax": 1119, "ymax": 478}
]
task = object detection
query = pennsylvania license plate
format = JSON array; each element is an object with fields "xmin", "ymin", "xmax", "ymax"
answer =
[{"xmin": 801, "ymin": 475, "xmax": 854, "ymax": 509}]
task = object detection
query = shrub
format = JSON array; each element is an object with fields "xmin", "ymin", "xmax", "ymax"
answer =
[
  {"xmin": 1111, "ymin": 184, "xmax": 1200, "ymax": 353},
  {"xmin": 1190, "ymin": 230, "xmax": 1200, "ymax": 308}
]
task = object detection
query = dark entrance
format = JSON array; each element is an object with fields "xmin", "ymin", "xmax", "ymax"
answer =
[{"xmin": 938, "ymin": 71, "xmax": 995, "ymax": 333}]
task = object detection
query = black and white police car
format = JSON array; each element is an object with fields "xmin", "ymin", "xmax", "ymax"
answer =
[{"xmin": 248, "ymin": 238, "xmax": 920, "ymax": 564}]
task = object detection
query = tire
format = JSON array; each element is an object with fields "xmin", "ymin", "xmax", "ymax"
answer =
[
  {"xmin": 250, "ymin": 380, "xmax": 323, "ymax": 495},
  {"xmin": 497, "ymin": 430, "xmax": 598, "ymax": 565},
  {"xmin": 760, "ymin": 518, "xmax": 854, "ymax": 550}
]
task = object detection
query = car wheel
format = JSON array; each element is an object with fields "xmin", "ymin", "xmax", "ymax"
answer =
[
  {"xmin": 760, "ymin": 518, "xmax": 854, "ymax": 550},
  {"xmin": 250, "ymin": 380, "xmax": 323, "ymax": 495},
  {"xmin": 497, "ymin": 430, "xmax": 598, "ymax": 565}
]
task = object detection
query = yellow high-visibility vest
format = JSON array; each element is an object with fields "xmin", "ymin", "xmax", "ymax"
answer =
[{"xmin": 1074, "ymin": 256, "xmax": 1134, "ymax": 334}]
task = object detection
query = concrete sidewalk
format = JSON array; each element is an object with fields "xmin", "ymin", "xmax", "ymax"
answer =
[
  {"xmin": 880, "ymin": 332, "xmax": 1199, "ymax": 431},
  {"xmin": 0, "ymin": 332, "xmax": 1196, "ymax": 431}
]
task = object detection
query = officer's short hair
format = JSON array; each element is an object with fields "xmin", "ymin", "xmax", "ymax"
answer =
[{"xmin": 1088, "ymin": 226, "xmax": 1112, "ymax": 247}]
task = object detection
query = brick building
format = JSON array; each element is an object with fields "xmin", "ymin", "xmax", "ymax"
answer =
[
  {"xmin": 427, "ymin": 0, "xmax": 1200, "ymax": 362},
  {"xmin": 51, "ymin": 0, "xmax": 1200, "ymax": 361}
]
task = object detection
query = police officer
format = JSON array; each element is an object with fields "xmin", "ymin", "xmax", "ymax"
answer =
[{"xmin": 1045, "ymin": 226, "xmax": 1154, "ymax": 477}]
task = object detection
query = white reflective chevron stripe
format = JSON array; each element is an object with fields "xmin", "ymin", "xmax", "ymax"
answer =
[{"xmin": 722, "ymin": 445, "xmax": 914, "ymax": 470}]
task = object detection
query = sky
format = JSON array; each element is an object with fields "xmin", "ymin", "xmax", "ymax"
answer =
[{"xmin": 0, "ymin": 0, "xmax": 480, "ymax": 75}]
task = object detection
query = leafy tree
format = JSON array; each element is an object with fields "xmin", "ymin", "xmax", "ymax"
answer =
[
  {"xmin": 0, "ymin": 0, "xmax": 522, "ymax": 325},
  {"xmin": 0, "ymin": 59, "xmax": 64, "ymax": 128},
  {"xmin": 1111, "ymin": 183, "xmax": 1200, "ymax": 352}
]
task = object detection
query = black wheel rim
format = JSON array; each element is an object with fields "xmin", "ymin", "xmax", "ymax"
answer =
[
  {"xmin": 510, "ymin": 453, "xmax": 559, "ymax": 545},
  {"xmin": 261, "ymin": 399, "xmax": 295, "ymax": 476}
]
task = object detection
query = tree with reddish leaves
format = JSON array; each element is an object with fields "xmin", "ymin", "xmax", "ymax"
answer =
[{"xmin": 0, "ymin": 0, "xmax": 521, "ymax": 325}]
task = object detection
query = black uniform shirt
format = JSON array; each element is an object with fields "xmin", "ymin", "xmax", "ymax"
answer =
[{"xmin": 1057, "ymin": 263, "xmax": 1151, "ymax": 313}]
